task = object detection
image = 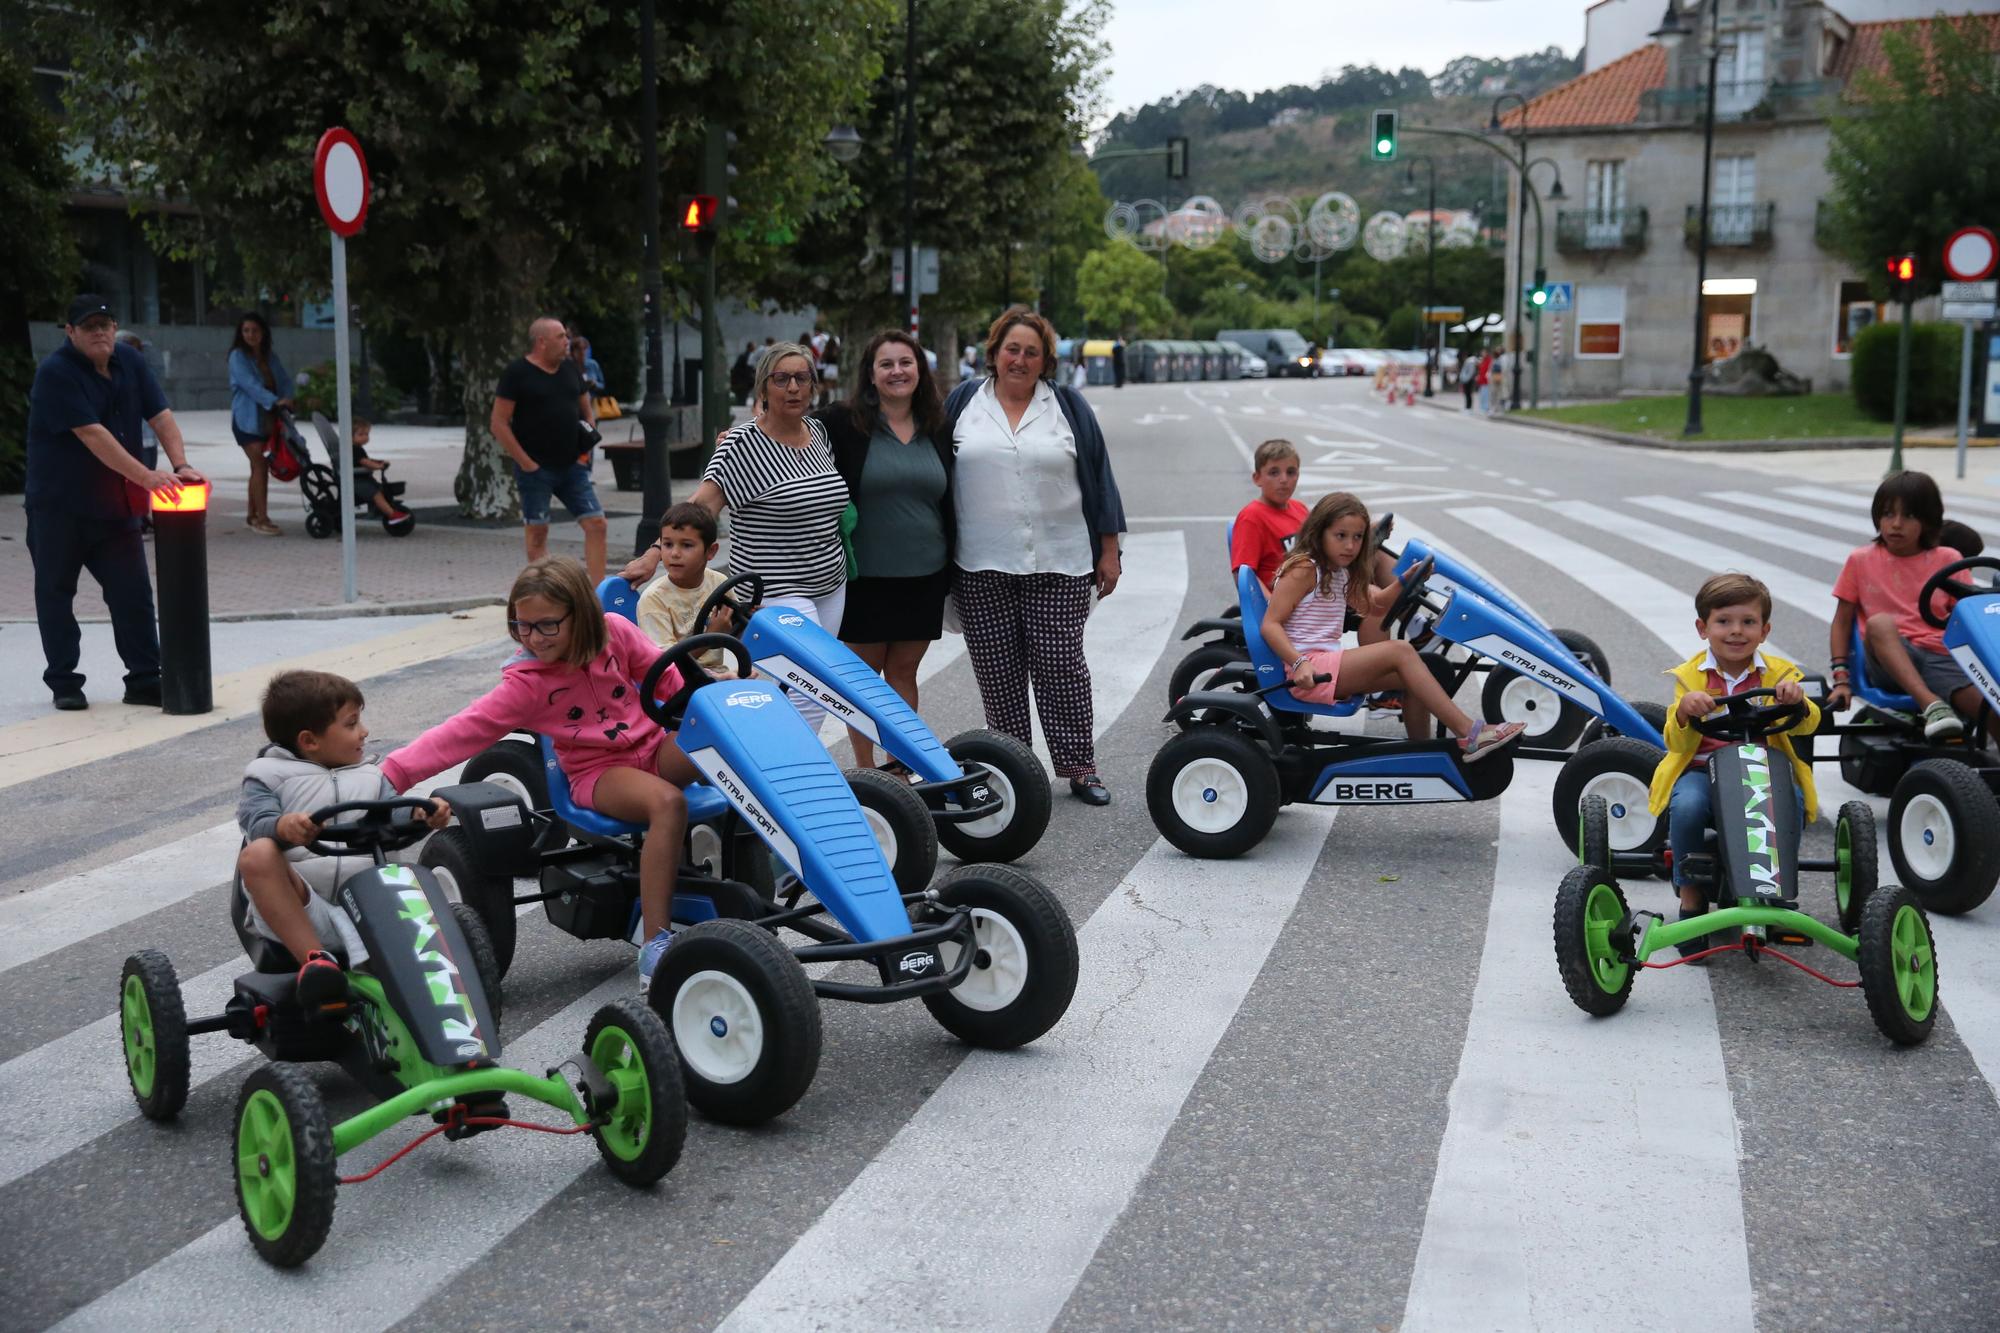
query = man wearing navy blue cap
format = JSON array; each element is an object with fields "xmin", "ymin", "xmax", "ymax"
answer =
[{"xmin": 25, "ymin": 295, "xmax": 205, "ymax": 711}]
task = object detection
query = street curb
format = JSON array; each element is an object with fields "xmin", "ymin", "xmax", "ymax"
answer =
[
  {"xmin": 1414, "ymin": 397, "xmax": 1991, "ymax": 452},
  {"xmin": 0, "ymin": 594, "xmax": 505, "ymax": 627}
]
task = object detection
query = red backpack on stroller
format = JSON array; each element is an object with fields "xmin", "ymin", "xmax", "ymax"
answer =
[{"xmin": 261, "ymin": 413, "xmax": 311, "ymax": 483}]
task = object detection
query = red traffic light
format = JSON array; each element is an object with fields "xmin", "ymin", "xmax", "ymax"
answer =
[
  {"xmin": 679, "ymin": 194, "xmax": 719, "ymax": 233},
  {"xmin": 1887, "ymin": 253, "xmax": 1916, "ymax": 283}
]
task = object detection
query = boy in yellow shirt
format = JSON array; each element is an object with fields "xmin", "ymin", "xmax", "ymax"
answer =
[{"xmin": 1648, "ymin": 573, "xmax": 1820, "ymax": 959}]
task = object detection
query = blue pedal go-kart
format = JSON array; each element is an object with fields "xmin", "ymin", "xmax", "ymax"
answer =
[
  {"xmin": 1149, "ymin": 555, "xmax": 1533, "ymax": 858},
  {"xmin": 426, "ymin": 632, "xmax": 1079, "ymax": 1126},
  {"xmin": 1556, "ymin": 689, "xmax": 1937, "ymax": 1047},
  {"xmin": 120, "ymin": 799, "xmax": 685, "ymax": 1267},
  {"xmin": 1822, "ymin": 555, "xmax": 2000, "ymax": 914}
]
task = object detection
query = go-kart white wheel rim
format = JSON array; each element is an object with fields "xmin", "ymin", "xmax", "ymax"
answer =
[
  {"xmin": 955, "ymin": 767, "xmax": 1018, "ymax": 841},
  {"xmin": 671, "ymin": 970, "xmax": 763, "ymax": 1084},
  {"xmin": 939, "ymin": 907, "xmax": 1030, "ymax": 1012},
  {"xmin": 1171, "ymin": 756, "xmax": 1250, "ymax": 835},
  {"xmin": 425, "ymin": 863, "xmax": 466, "ymax": 904},
  {"xmin": 1579, "ymin": 770, "xmax": 1654, "ymax": 851},
  {"xmin": 1496, "ymin": 674, "xmax": 1565, "ymax": 738},
  {"xmin": 479, "ymin": 769, "xmax": 538, "ymax": 812},
  {"xmin": 862, "ymin": 805, "xmax": 899, "ymax": 867},
  {"xmin": 1900, "ymin": 793, "xmax": 1957, "ymax": 882}
]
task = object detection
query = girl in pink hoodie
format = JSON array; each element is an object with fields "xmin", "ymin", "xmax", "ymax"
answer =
[{"xmin": 383, "ymin": 557, "xmax": 697, "ymax": 990}]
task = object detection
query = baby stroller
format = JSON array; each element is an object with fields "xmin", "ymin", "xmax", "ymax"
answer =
[{"xmin": 298, "ymin": 410, "xmax": 415, "ymax": 538}]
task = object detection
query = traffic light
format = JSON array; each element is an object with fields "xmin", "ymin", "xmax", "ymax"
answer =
[
  {"xmin": 678, "ymin": 194, "xmax": 719, "ymax": 233},
  {"xmin": 1166, "ymin": 136, "xmax": 1189, "ymax": 181},
  {"xmin": 1887, "ymin": 252, "xmax": 1917, "ymax": 302},
  {"xmin": 1525, "ymin": 284, "xmax": 1549, "ymax": 316},
  {"xmin": 1370, "ymin": 109, "xmax": 1398, "ymax": 162},
  {"xmin": 703, "ymin": 125, "xmax": 738, "ymax": 223}
]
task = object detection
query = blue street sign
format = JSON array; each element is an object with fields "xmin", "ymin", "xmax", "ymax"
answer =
[{"xmin": 1544, "ymin": 282, "xmax": 1573, "ymax": 312}]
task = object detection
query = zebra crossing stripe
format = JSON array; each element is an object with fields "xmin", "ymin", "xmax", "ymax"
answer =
[
  {"xmin": 1707, "ymin": 490, "xmax": 1870, "ymax": 535},
  {"xmin": 1546, "ymin": 500, "xmax": 1834, "ymax": 625},
  {"xmin": 1629, "ymin": 495, "xmax": 1857, "ymax": 564},
  {"xmin": 1780, "ymin": 485, "xmax": 1872, "ymax": 514},
  {"xmin": 1404, "ymin": 762, "xmax": 1755, "ymax": 1332},
  {"xmin": 716, "ymin": 811, "xmax": 1343, "ymax": 1333}
]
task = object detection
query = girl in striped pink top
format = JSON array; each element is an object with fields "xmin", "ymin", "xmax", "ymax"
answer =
[{"xmin": 1261, "ymin": 492, "xmax": 1523, "ymax": 760}]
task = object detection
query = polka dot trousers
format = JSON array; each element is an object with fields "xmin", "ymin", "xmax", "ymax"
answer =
[{"xmin": 954, "ymin": 568, "xmax": 1096, "ymax": 778}]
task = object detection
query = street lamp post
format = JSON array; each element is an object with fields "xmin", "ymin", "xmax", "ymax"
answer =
[
  {"xmin": 1490, "ymin": 94, "xmax": 1531, "ymax": 410},
  {"xmin": 901, "ymin": 0, "xmax": 919, "ymax": 338},
  {"xmin": 1406, "ymin": 157, "xmax": 1439, "ymax": 396},
  {"xmin": 1525, "ymin": 157, "xmax": 1565, "ymax": 410},
  {"xmin": 1653, "ymin": 0, "xmax": 1722, "ymax": 437},
  {"xmin": 633, "ymin": 0, "xmax": 672, "ymax": 557}
]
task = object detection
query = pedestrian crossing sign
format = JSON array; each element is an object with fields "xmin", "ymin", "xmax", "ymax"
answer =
[{"xmin": 1544, "ymin": 282, "xmax": 1573, "ymax": 313}]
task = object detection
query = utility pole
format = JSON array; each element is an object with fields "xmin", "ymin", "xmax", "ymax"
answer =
[
  {"xmin": 633, "ymin": 0, "xmax": 671, "ymax": 556},
  {"xmin": 902, "ymin": 0, "xmax": 919, "ymax": 337}
]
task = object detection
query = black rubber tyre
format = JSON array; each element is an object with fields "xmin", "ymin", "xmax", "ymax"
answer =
[
  {"xmin": 1888, "ymin": 759, "xmax": 2000, "ymax": 915},
  {"xmin": 448, "ymin": 901, "xmax": 505, "ymax": 1027},
  {"xmin": 382, "ymin": 512, "xmax": 416, "ymax": 537},
  {"xmin": 1480, "ymin": 664, "xmax": 1589, "ymax": 750},
  {"xmin": 847, "ymin": 766, "xmax": 940, "ymax": 894},
  {"xmin": 1835, "ymin": 800, "xmax": 1879, "ymax": 934},
  {"xmin": 1839, "ymin": 730, "xmax": 1906, "ymax": 797},
  {"xmin": 1167, "ymin": 643, "xmax": 1249, "ymax": 707},
  {"xmin": 1857, "ymin": 884, "xmax": 1938, "ymax": 1046},
  {"xmin": 1552, "ymin": 737, "xmax": 1668, "ymax": 861},
  {"xmin": 934, "ymin": 729, "xmax": 1051, "ymax": 865},
  {"xmin": 649, "ymin": 919, "xmax": 821, "ymax": 1126},
  {"xmin": 1146, "ymin": 727, "xmax": 1282, "ymax": 859},
  {"xmin": 1579, "ymin": 699, "xmax": 1670, "ymax": 749},
  {"xmin": 1578, "ymin": 795, "xmax": 1611, "ymax": 877},
  {"xmin": 233, "ymin": 1062, "xmax": 338, "ymax": 1267},
  {"xmin": 1552, "ymin": 865, "xmax": 1635, "ymax": 1018},
  {"xmin": 1554, "ymin": 627, "xmax": 1612, "ymax": 686},
  {"xmin": 921, "ymin": 864, "xmax": 1080, "ymax": 1049},
  {"xmin": 304, "ymin": 510, "xmax": 332, "ymax": 539},
  {"xmin": 422, "ymin": 827, "xmax": 519, "ymax": 977},
  {"xmin": 582, "ymin": 998, "xmax": 688, "ymax": 1186},
  {"xmin": 120, "ymin": 950, "xmax": 190, "ymax": 1121},
  {"xmin": 462, "ymin": 737, "xmax": 570, "ymax": 865}
]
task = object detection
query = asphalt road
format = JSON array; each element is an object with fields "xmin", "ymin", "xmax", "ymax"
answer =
[{"xmin": 7, "ymin": 375, "xmax": 2000, "ymax": 1332}]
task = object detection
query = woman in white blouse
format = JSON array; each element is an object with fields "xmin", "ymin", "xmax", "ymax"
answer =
[{"xmin": 940, "ymin": 307, "xmax": 1126, "ymax": 806}]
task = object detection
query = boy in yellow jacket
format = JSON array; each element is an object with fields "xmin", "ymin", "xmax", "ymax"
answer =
[{"xmin": 1649, "ymin": 573, "xmax": 1820, "ymax": 959}]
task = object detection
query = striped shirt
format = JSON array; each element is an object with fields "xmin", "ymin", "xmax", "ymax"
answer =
[
  {"xmin": 1282, "ymin": 566, "xmax": 1351, "ymax": 653},
  {"xmin": 704, "ymin": 418, "xmax": 850, "ymax": 598}
]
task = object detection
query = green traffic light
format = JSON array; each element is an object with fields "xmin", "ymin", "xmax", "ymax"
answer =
[
  {"xmin": 1375, "ymin": 139, "xmax": 1392, "ymax": 155},
  {"xmin": 1531, "ymin": 290, "xmax": 1548, "ymax": 306}
]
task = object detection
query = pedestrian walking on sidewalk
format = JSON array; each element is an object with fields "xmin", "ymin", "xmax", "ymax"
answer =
[
  {"xmin": 26, "ymin": 294, "xmax": 206, "ymax": 712},
  {"xmin": 492, "ymin": 316, "xmax": 607, "ymax": 582},
  {"xmin": 1458, "ymin": 347, "xmax": 1478, "ymax": 409},
  {"xmin": 227, "ymin": 311, "xmax": 293, "ymax": 536}
]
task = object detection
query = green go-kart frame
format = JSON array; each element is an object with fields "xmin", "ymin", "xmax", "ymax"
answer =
[
  {"xmin": 1555, "ymin": 688, "xmax": 1939, "ymax": 1046},
  {"xmin": 119, "ymin": 797, "xmax": 687, "ymax": 1267}
]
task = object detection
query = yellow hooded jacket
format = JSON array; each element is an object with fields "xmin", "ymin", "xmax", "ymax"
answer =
[{"xmin": 1647, "ymin": 649, "xmax": 1820, "ymax": 821}]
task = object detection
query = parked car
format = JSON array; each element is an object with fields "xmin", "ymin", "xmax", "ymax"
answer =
[
  {"xmin": 1231, "ymin": 345, "xmax": 1268, "ymax": 378},
  {"xmin": 1217, "ymin": 329, "xmax": 1317, "ymax": 378}
]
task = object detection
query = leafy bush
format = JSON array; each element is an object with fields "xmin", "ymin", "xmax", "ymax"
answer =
[
  {"xmin": 1850, "ymin": 320, "xmax": 1962, "ymax": 423},
  {"xmin": 293, "ymin": 360, "xmax": 403, "ymax": 424}
]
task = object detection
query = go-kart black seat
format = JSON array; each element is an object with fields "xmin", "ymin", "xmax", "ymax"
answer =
[{"xmin": 229, "ymin": 877, "xmax": 351, "ymax": 975}]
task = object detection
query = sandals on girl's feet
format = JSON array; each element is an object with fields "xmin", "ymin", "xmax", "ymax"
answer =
[
  {"xmin": 1458, "ymin": 720, "xmax": 1526, "ymax": 762},
  {"xmin": 876, "ymin": 758, "xmax": 914, "ymax": 781}
]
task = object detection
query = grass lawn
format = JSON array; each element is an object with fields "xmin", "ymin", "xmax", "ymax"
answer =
[{"xmin": 1519, "ymin": 393, "xmax": 1898, "ymax": 441}]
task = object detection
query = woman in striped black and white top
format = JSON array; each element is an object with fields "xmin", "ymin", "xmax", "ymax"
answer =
[{"xmin": 623, "ymin": 342, "xmax": 851, "ymax": 629}]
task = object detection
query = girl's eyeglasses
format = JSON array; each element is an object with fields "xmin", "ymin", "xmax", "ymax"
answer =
[{"xmin": 509, "ymin": 612, "xmax": 571, "ymax": 639}]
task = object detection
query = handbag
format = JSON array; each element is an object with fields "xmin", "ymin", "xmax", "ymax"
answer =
[{"xmin": 594, "ymin": 395, "xmax": 622, "ymax": 420}]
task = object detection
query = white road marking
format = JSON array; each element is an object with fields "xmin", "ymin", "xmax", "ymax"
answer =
[
  {"xmin": 1339, "ymin": 404, "xmax": 1382, "ymax": 419},
  {"xmin": 1628, "ymin": 495, "xmax": 1857, "ymax": 564},
  {"xmin": 715, "ymin": 811, "xmax": 1342, "ymax": 1333},
  {"xmin": 1531, "ymin": 487, "xmax": 1557, "ymax": 498},
  {"xmin": 1779, "ymin": 484, "xmax": 1872, "ymax": 514},
  {"xmin": 1403, "ymin": 762, "xmax": 1754, "ymax": 1332},
  {"xmin": 1547, "ymin": 500, "xmax": 1835, "ymax": 624},
  {"xmin": 1706, "ymin": 490, "xmax": 1871, "ymax": 535}
]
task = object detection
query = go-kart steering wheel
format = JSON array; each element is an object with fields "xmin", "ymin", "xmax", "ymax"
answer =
[
  {"xmin": 1383, "ymin": 554, "xmax": 1436, "ymax": 636},
  {"xmin": 1918, "ymin": 555, "xmax": 2000, "ymax": 629},
  {"xmin": 1372, "ymin": 511, "xmax": 1395, "ymax": 552},
  {"xmin": 639, "ymin": 634, "xmax": 756, "ymax": 731},
  {"xmin": 693, "ymin": 572, "xmax": 765, "ymax": 641},
  {"xmin": 1690, "ymin": 686, "xmax": 1810, "ymax": 742},
  {"xmin": 302, "ymin": 798, "xmax": 438, "ymax": 858}
]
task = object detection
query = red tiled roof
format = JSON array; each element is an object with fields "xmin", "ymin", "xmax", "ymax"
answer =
[
  {"xmin": 1832, "ymin": 13, "xmax": 2000, "ymax": 84},
  {"xmin": 1497, "ymin": 45, "xmax": 1666, "ymax": 131}
]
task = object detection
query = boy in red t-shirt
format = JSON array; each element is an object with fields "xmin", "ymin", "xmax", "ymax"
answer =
[
  {"xmin": 1230, "ymin": 439, "xmax": 1307, "ymax": 589},
  {"xmin": 1827, "ymin": 470, "xmax": 1978, "ymax": 740}
]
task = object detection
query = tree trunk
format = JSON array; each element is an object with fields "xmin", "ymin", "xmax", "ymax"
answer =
[
  {"xmin": 454, "ymin": 329, "xmax": 520, "ymax": 520},
  {"xmin": 932, "ymin": 314, "xmax": 961, "ymax": 393}
]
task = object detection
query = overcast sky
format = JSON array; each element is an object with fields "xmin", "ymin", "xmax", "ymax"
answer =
[{"xmin": 1095, "ymin": 0, "xmax": 1589, "ymax": 123}]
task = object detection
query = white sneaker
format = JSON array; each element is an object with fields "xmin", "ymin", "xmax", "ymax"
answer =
[
  {"xmin": 636, "ymin": 928, "xmax": 676, "ymax": 993},
  {"xmin": 1923, "ymin": 700, "xmax": 1965, "ymax": 741}
]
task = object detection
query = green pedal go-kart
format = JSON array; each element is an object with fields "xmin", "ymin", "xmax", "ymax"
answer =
[
  {"xmin": 117, "ymin": 798, "xmax": 687, "ymax": 1267},
  {"xmin": 1554, "ymin": 689, "xmax": 1939, "ymax": 1046}
]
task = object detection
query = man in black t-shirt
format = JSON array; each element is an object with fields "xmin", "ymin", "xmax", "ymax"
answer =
[{"xmin": 491, "ymin": 316, "xmax": 605, "ymax": 579}]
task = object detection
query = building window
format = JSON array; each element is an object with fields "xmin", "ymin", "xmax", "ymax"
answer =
[
  {"xmin": 1576, "ymin": 284, "xmax": 1625, "ymax": 359},
  {"xmin": 1711, "ymin": 155, "xmax": 1757, "ymax": 244},
  {"xmin": 1700, "ymin": 277, "xmax": 1757, "ymax": 363},
  {"xmin": 1584, "ymin": 160, "xmax": 1627, "ymax": 248},
  {"xmin": 1834, "ymin": 280, "xmax": 1883, "ymax": 357},
  {"xmin": 1717, "ymin": 28, "xmax": 1767, "ymax": 115}
]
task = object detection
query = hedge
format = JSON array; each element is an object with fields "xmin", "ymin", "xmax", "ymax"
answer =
[{"xmin": 1850, "ymin": 319, "xmax": 1964, "ymax": 424}]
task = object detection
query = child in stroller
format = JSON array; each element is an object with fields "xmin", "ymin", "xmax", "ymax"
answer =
[{"xmin": 297, "ymin": 412, "xmax": 415, "ymax": 538}]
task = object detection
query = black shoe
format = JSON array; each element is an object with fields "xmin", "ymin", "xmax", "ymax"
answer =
[
  {"xmin": 122, "ymin": 681, "xmax": 162, "ymax": 707},
  {"xmin": 1069, "ymin": 775, "xmax": 1111, "ymax": 806},
  {"xmin": 1676, "ymin": 909, "xmax": 1712, "ymax": 965},
  {"xmin": 443, "ymin": 1096, "xmax": 512, "ymax": 1141},
  {"xmin": 52, "ymin": 690, "xmax": 87, "ymax": 711},
  {"xmin": 295, "ymin": 950, "xmax": 349, "ymax": 1009}
]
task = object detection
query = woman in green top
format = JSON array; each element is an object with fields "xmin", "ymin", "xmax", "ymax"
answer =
[{"xmin": 818, "ymin": 331, "xmax": 956, "ymax": 772}]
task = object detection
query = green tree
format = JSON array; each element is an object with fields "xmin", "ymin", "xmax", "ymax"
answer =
[
  {"xmin": 52, "ymin": 0, "xmax": 885, "ymax": 516},
  {"xmin": 1824, "ymin": 16, "xmax": 2000, "ymax": 300},
  {"xmin": 1076, "ymin": 244, "xmax": 1171, "ymax": 335},
  {"xmin": 0, "ymin": 41, "xmax": 79, "ymax": 492}
]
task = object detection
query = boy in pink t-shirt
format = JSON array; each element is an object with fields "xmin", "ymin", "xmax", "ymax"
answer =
[
  {"xmin": 1230, "ymin": 439, "xmax": 1307, "ymax": 589},
  {"xmin": 1827, "ymin": 471, "xmax": 1976, "ymax": 739}
]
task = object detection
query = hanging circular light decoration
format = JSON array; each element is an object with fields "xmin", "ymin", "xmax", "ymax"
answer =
[
  {"xmin": 1306, "ymin": 192, "xmax": 1361, "ymax": 251},
  {"xmin": 1174, "ymin": 195, "xmax": 1229, "ymax": 249},
  {"xmin": 1362, "ymin": 210, "xmax": 1408, "ymax": 262},
  {"xmin": 1103, "ymin": 201, "xmax": 1142, "ymax": 245},
  {"xmin": 1440, "ymin": 213, "xmax": 1480, "ymax": 249},
  {"xmin": 1249, "ymin": 214, "xmax": 1296, "ymax": 263},
  {"xmin": 1128, "ymin": 198, "xmax": 1170, "ymax": 251},
  {"xmin": 1233, "ymin": 194, "xmax": 1298, "ymax": 241}
]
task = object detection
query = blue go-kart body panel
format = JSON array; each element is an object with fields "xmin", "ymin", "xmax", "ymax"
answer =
[
  {"xmin": 1390, "ymin": 539, "xmax": 1549, "ymax": 637},
  {"xmin": 1391, "ymin": 541, "xmax": 1665, "ymax": 748},
  {"xmin": 597, "ymin": 576, "xmax": 961, "ymax": 785},
  {"xmin": 1944, "ymin": 590, "xmax": 2000, "ymax": 715}
]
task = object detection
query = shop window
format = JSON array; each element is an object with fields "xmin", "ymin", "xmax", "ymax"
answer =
[
  {"xmin": 1835, "ymin": 280, "xmax": 1882, "ymax": 356},
  {"xmin": 1576, "ymin": 284, "xmax": 1625, "ymax": 359}
]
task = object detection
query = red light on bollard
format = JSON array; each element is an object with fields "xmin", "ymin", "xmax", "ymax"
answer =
[{"xmin": 150, "ymin": 481, "xmax": 209, "ymax": 513}]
